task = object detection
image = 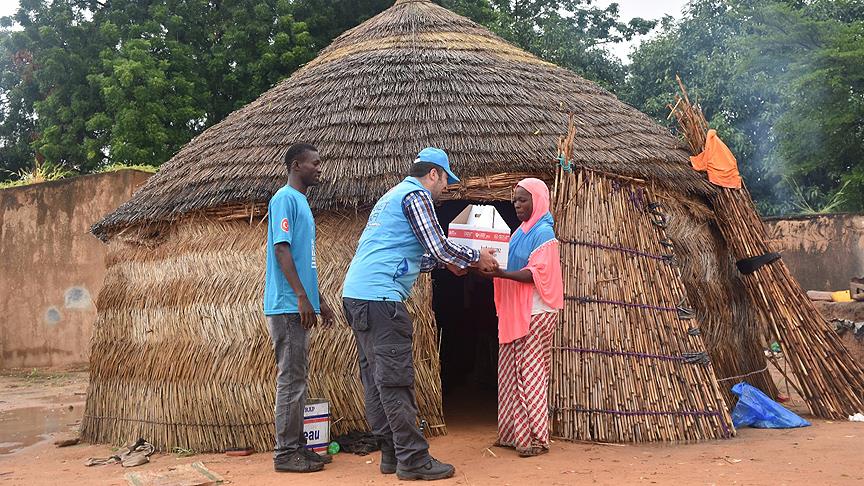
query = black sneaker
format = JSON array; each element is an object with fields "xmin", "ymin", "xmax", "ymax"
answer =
[
  {"xmin": 274, "ymin": 450, "xmax": 325, "ymax": 473},
  {"xmin": 301, "ymin": 447, "xmax": 333, "ymax": 464},
  {"xmin": 380, "ymin": 443, "xmax": 397, "ymax": 475},
  {"xmin": 396, "ymin": 458, "xmax": 455, "ymax": 481}
]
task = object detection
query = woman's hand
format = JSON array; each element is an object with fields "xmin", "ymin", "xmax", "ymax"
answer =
[{"xmin": 481, "ymin": 266, "xmax": 504, "ymax": 278}]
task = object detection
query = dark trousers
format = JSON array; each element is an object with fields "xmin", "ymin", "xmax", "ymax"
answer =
[
  {"xmin": 267, "ymin": 313, "xmax": 309, "ymax": 459},
  {"xmin": 343, "ymin": 297, "xmax": 430, "ymax": 469}
]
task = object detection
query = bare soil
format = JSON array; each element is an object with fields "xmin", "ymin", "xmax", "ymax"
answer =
[{"xmin": 1, "ymin": 371, "xmax": 862, "ymax": 486}]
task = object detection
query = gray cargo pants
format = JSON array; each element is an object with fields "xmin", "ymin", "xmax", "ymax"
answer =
[
  {"xmin": 343, "ymin": 297, "xmax": 431, "ymax": 469},
  {"xmin": 267, "ymin": 313, "xmax": 309, "ymax": 460}
]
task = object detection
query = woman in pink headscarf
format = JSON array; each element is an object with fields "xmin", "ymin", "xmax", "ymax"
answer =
[{"xmin": 482, "ymin": 178, "xmax": 563, "ymax": 457}]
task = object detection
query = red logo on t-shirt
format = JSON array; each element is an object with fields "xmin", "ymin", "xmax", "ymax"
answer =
[{"xmin": 280, "ymin": 218, "xmax": 290, "ymax": 232}]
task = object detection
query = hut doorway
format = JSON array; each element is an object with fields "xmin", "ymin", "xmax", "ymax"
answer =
[{"xmin": 432, "ymin": 201, "xmax": 519, "ymax": 420}]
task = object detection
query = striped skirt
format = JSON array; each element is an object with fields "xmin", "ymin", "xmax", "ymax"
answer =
[{"xmin": 497, "ymin": 311, "xmax": 557, "ymax": 452}]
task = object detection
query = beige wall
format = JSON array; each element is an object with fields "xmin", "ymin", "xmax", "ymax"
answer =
[
  {"xmin": 0, "ymin": 170, "xmax": 151, "ymax": 369},
  {"xmin": 765, "ymin": 214, "xmax": 864, "ymax": 291}
]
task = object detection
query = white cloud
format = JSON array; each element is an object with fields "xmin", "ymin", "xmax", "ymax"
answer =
[{"xmin": 0, "ymin": 0, "xmax": 18, "ymax": 19}]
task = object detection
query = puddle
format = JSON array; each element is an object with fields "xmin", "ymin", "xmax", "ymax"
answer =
[{"xmin": 0, "ymin": 406, "xmax": 82, "ymax": 455}]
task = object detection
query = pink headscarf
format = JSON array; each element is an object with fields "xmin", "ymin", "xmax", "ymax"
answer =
[
  {"xmin": 493, "ymin": 178, "xmax": 563, "ymax": 344},
  {"xmin": 516, "ymin": 178, "xmax": 551, "ymax": 233}
]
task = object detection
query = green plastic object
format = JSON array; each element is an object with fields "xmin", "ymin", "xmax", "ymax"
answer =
[
  {"xmin": 770, "ymin": 342, "xmax": 781, "ymax": 353},
  {"xmin": 327, "ymin": 441, "xmax": 340, "ymax": 455}
]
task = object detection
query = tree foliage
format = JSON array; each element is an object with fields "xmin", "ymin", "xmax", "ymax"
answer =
[
  {"xmin": 0, "ymin": 0, "xmax": 648, "ymax": 183},
  {"xmin": 0, "ymin": 0, "xmax": 316, "ymax": 178},
  {"xmin": 625, "ymin": 0, "xmax": 864, "ymax": 215}
]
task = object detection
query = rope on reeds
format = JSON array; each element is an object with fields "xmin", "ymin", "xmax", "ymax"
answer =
[
  {"xmin": 714, "ymin": 364, "xmax": 771, "ymax": 383},
  {"xmin": 561, "ymin": 240, "xmax": 669, "ymax": 261},
  {"xmin": 554, "ymin": 407, "xmax": 732, "ymax": 439},
  {"xmin": 563, "ymin": 408, "xmax": 723, "ymax": 418},
  {"xmin": 82, "ymin": 415, "xmax": 271, "ymax": 427},
  {"xmin": 568, "ymin": 296, "xmax": 679, "ymax": 313},
  {"xmin": 552, "ymin": 347, "xmax": 688, "ymax": 363}
]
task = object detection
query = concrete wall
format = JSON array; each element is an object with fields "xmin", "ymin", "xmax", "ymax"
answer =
[
  {"xmin": 765, "ymin": 213, "xmax": 864, "ymax": 291},
  {"xmin": 0, "ymin": 170, "xmax": 151, "ymax": 369}
]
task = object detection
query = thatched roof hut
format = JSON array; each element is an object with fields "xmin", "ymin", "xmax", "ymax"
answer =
[
  {"xmin": 83, "ymin": 0, "xmax": 778, "ymax": 450},
  {"xmin": 91, "ymin": 0, "xmax": 713, "ymax": 239}
]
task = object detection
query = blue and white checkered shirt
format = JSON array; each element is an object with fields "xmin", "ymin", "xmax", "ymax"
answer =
[{"xmin": 402, "ymin": 190, "xmax": 480, "ymax": 272}]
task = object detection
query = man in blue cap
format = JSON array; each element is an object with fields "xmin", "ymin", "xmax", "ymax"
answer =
[{"xmin": 342, "ymin": 147, "xmax": 498, "ymax": 481}]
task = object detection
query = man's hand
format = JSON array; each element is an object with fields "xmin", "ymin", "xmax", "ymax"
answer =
[
  {"xmin": 298, "ymin": 295, "xmax": 317, "ymax": 330},
  {"xmin": 471, "ymin": 248, "xmax": 499, "ymax": 273},
  {"xmin": 320, "ymin": 299, "xmax": 335, "ymax": 328},
  {"xmin": 446, "ymin": 263, "xmax": 467, "ymax": 276}
]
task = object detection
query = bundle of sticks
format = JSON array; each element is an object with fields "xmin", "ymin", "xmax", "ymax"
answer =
[{"xmin": 668, "ymin": 76, "xmax": 864, "ymax": 418}]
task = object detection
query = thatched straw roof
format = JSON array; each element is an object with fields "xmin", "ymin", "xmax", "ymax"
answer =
[{"xmin": 92, "ymin": 0, "xmax": 711, "ymax": 240}]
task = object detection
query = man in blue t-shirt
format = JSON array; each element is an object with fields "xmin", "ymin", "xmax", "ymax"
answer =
[{"xmin": 264, "ymin": 143, "xmax": 335, "ymax": 474}]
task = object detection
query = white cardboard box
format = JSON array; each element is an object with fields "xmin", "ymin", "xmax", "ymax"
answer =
[
  {"xmin": 448, "ymin": 204, "xmax": 511, "ymax": 268},
  {"xmin": 303, "ymin": 399, "xmax": 330, "ymax": 454}
]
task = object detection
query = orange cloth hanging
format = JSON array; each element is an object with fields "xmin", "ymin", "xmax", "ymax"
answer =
[{"xmin": 689, "ymin": 129, "xmax": 743, "ymax": 189}]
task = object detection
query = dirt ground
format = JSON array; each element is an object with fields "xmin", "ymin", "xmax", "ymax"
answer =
[{"xmin": 1, "ymin": 371, "xmax": 862, "ymax": 486}]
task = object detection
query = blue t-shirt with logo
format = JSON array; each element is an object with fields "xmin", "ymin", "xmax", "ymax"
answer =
[{"xmin": 264, "ymin": 185, "xmax": 320, "ymax": 315}]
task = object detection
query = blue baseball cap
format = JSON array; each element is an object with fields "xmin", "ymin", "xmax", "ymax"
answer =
[{"xmin": 414, "ymin": 147, "xmax": 459, "ymax": 184}]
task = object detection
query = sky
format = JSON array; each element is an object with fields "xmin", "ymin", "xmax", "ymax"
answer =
[
  {"xmin": 0, "ymin": 0, "xmax": 689, "ymax": 62},
  {"xmin": 594, "ymin": 0, "xmax": 690, "ymax": 63},
  {"xmin": 0, "ymin": 0, "xmax": 15, "ymax": 19}
]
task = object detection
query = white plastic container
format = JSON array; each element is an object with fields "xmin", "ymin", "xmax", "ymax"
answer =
[{"xmin": 303, "ymin": 399, "xmax": 330, "ymax": 454}]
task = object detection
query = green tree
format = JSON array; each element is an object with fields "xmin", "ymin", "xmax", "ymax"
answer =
[
  {"xmin": 85, "ymin": 0, "xmax": 315, "ymax": 166},
  {"xmin": 624, "ymin": 0, "xmax": 790, "ymax": 214},
  {"xmin": 1, "ymin": 0, "xmax": 106, "ymax": 176},
  {"xmin": 743, "ymin": 1, "xmax": 864, "ymax": 212},
  {"xmin": 0, "ymin": 0, "xmax": 317, "ymax": 175},
  {"xmin": 488, "ymin": 0, "xmax": 654, "ymax": 90},
  {"xmin": 0, "ymin": 28, "xmax": 38, "ymax": 180}
]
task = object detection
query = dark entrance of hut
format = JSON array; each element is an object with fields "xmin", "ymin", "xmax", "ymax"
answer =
[{"xmin": 432, "ymin": 200, "xmax": 519, "ymax": 422}]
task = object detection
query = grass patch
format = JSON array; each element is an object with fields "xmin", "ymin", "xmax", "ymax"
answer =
[
  {"xmin": 1, "ymin": 368, "xmax": 76, "ymax": 385},
  {"xmin": 0, "ymin": 162, "xmax": 74, "ymax": 189},
  {"xmin": 99, "ymin": 163, "xmax": 158, "ymax": 174},
  {"xmin": 172, "ymin": 447, "xmax": 196, "ymax": 457}
]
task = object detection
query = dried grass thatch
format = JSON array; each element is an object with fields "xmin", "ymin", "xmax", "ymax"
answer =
[
  {"xmin": 81, "ymin": 213, "xmax": 444, "ymax": 451},
  {"xmin": 652, "ymin": 189, "xmax": 777, "ymax": 404},
  {"xmin": 91, "ymin": 0, "xmax": 713, "ymax": 241}
]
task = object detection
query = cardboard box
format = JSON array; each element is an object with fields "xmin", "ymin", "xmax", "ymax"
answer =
[
  {"xmin": 448, "ymin": 204, "xmax": 511, "ymax": 268},
  {"xmin": 303, "ymin": 399, "xmax": 330, "ymax": 454}
]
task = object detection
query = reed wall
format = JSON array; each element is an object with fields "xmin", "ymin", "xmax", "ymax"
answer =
[{"xmin": 81, "ymin": 212, "xmax": 444, "ymax": 451}]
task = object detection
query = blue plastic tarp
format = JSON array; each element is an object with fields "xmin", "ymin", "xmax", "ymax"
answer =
[{"xmin": 730, "ymin": 382, "xmax": 810, "ymax": 429}]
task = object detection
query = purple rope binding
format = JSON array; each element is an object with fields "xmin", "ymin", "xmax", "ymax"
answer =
[
  {"xmin": 568, "ymin": 296, "xmax": 678, "ymax": 313},
  {"xmin": 563, "ymin": 240, "xmax": 667, "ymax": 261},
  {"xmin": 553, "ymin": 346, "xmax": 685, "ymax": 362},
  {"xmin": 573, "ymin": 408, "xmax": 721, "ymax": 418}
]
